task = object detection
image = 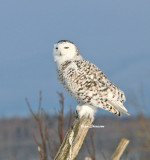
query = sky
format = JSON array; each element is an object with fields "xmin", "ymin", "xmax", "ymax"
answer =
[{"xmin": 0, "ymin": 0, "xmax": 150, "ymax": 117}]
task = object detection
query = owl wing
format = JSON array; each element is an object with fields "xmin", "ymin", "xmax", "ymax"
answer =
[{"xmin": 62, "ymin": 59, "xmax": 129, "ymax": 116}]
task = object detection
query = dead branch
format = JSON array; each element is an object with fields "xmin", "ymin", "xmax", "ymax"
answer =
[
  {"xmin": 57, "ymin": 92, "xmax": 64, "ymax": 144},
  {"xmin": 26, "ymin": 92, "xmax": 48, "ymax": 160},
  {"xmin": 110, "ymin": 138, "xmax": 130, "ymax": 160},
  {"xmin": 85, "ymin": 132, "xmax": 96, "ymax": 160},
  {"xmin": 54, "ymin": 116, "xmax": 93, "ymax": 160},
  {"xmin": 99, "ymin": 140, "xmax": 107, "ymax": 160}
]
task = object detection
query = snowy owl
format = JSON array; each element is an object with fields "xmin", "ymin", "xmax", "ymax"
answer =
[{"xmin": 53, "ymin": 40, "xmax": 130, "ymax": 119}]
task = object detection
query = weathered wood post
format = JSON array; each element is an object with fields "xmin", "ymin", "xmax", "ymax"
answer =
[
  {"xmin": 110, "ymin": 138, "xmax": 130, "ymax": 160},
  {"xmin": 54, "ymin": 116, "xmax": 93, "ymax": 160}
]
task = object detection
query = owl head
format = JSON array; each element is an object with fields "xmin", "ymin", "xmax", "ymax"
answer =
[{"xmin": 53, "ymin": 40, "xmax": 79, "ymax": 67}]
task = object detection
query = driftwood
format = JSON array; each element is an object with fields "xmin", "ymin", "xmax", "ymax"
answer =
[
  {"xmin": 54, "ymin": 116, "xmax": 93, "ymax": 160},
  {"xmin": 110, "ymin": 138, "xmax": 130, "ymax": 160}
]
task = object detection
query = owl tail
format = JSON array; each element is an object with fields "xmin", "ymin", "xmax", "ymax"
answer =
[{"xmin": 107, "ymin": 99, "xmax": 130, "ymax": 116}]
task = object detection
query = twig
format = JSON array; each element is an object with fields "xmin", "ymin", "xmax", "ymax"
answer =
[
  {"xmin": 99, "ymin": 141, "xmax": 107, "ymax": 160},
  {"xmin": 37, "ymin": 114, "xmax": 48, "ymax": 160},
  {"xmin": 45, "ymin": 129, "xmax": 54, "ymax": 159},
  {"xmin": 26, "ymin": 92, "xmax": 48, "ymax": 160},
  {"xmin": 90, "ymin": 132, "xmax": 95, "ymax": 160},
  {"xmin": 38, "ymin": 90, "xmax": 42, "ymax": 112},
  {"xmin": 57, "ymin": 92, "xmax": 64, "ymax": 144},
  {"xmin": 25, "ymin": 98, "xmax": 37, "ymax": 120},
  {"xmin": 85, "ymin": 140, "xmax": 93, "ymax": 159},
  {"xmin": 85, "ymin": 132, "xmax": 96, "ymax": 160}
]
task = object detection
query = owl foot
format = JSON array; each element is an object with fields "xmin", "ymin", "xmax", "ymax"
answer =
[{"xmin": 76, "ymin": 104, "xmax": 97, "ymax": 120}]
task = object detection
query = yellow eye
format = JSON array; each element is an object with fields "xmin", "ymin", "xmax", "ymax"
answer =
[{"xmin": 64, "ymin": 47, "xmax": 69, "ymax": 49}]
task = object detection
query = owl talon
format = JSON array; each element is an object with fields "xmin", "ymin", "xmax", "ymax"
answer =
[{"xmin": 74, "ymin": 110, "xmax": 79, "ymax": 119}]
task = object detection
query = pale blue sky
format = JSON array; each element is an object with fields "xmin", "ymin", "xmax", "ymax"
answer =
[{"xmin": 0, "ymin": 0, "xmax": 150, "ymax": 116}]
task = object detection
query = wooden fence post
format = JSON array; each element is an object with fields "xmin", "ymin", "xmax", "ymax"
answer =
[
  {"xmin": 110, "ymin": 138, "xmax": 130, "ymax": 160},
  {"xmin": 54, "ymin": 116, "xmax": 93, "ymax": 160}
]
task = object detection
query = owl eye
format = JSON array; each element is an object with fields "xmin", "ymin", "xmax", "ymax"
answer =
[
  {"xmin": 56, "ymin": 47, "xmax": 58, "ymax": 49},
  {"xmin": 64, "ymin": 47, "xmax": 69, "ymax": 49}
]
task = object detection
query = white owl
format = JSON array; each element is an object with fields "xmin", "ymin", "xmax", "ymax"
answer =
[{"xmin": 53, "ymin": 40, "xmax": 130, "ymax": 119}]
